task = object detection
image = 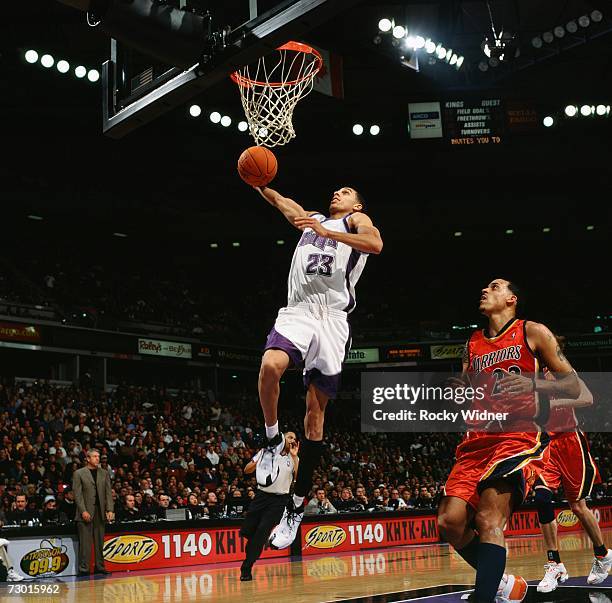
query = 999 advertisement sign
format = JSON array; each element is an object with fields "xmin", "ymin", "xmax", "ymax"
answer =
[
  {"xmin": 103, "ymin": 527, "xmax": 288, "ymax": 570},
  {"xmin": 301, "ymin": 515, "xmax": 439, "ymax": 556}
]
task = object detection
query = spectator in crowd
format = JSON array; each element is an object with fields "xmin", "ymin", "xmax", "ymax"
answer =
[
  {"xmin": 41, "ymin": 495, "xmax": 69, "ymax": 524},
  {"xmin": 388, "ymin": 489, "xmax": 407, "ymax": 511},
  {"xmin": 59, "ymin": 486, "xmax": 77, "ymax": 521},
  {"xmin": 185, "ymin": 493, "xmax": 205, "ymax": 519},
  {"xmin": 305, "ymin": 488, "xmax": 337, "ymax": 515},
  {"xmin": 205, "ymin": 491, "xmax": 220, "ymax": 518},
  {"xmin": 156, "ymin": 493, "xmax": 171, "ymax": 519},
  {"xmin": 7, "ymin": 494, "xmax": 39, "ymax": 525},
  {"xmin": 227, "ymin": 490, "xmax": 248, "ymax": 517},
  {"xmin": 335, "ymin": 488, "xmax": 361, "ymax": 513},
  {"xmin": 117, "ymin": 494, "xmax": 141, "ymax": 522}
]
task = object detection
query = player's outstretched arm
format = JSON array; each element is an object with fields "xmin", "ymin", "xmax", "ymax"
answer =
[
  {"xmin": 293, "ymin": 212, "xmax": 383, "ymax": 255},
  {"xmin": 529, "ymin": 322, "xmax": 581, "ymax": 399},
  {"xmin": 549, "ymin": 377, "xmax": 594, "ymax": 410},
  {"xmin": 255, "ymin": 186, "xmax": 316, "ymax": 228}
]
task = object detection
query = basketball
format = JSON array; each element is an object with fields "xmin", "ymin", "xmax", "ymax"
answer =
[{"xmin": 237, "ymin": 146, "xmax": 278, "ymax": 187}]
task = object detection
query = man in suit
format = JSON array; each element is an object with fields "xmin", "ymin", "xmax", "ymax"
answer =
[{"xmin": 73, "ymin": 448, "xmax": 114, "ymax": 576}]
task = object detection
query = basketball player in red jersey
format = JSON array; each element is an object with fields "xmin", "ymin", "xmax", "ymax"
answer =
[
  {"xmin": 437, "ymin": 278, "xmax": 581, "ymax": 603},
  {"xmin": 535, "ymin": 336, "xmax": 611, "ymax": 592}
]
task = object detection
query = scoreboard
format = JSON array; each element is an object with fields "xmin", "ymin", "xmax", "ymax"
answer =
[
  {"xmin": 443, "ymin": 99, "xmax": 504, "ymax": 145},
  {"xmin": 408, "ymin": 99, "xmax": 538, "ymax": 145}
]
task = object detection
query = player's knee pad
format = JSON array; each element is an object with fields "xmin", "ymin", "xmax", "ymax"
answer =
[{"xmin": 535, "ymin": 488, "xmax": 555, "ymax": 524}]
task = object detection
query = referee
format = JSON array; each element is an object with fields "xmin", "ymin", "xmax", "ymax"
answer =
[{"xmin": 239, "ymin": 432, "xmax": 299, "ymax": 581}]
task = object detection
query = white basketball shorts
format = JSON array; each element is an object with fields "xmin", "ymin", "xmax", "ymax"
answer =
[{"xmin": 264, "ymin": 303, "xmax": 351, "ymax": 398}]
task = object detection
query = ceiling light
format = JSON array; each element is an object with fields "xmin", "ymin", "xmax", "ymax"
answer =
[
  {"xmin": 210, "ymin": 111, "xmax": 221, "ymax": 123},
  {"xmin": 221, "ymin": 115, "xmax": 232, "ymax": 127},
  {"xmin": 25, "ymin": 50, "xmax": 39, "ymax": 64},
  {"xmin": 566, "ymin": 20, "xmax": 578, "ymax": 33},
  {"xmin": 578, "ymin": 15, "xmax": 590, "ymax": 28},
  {"xmin": 41, "ymin": 54, "xmax": 54, "ymax": 68},
  {"xmin": 542, "ymin": 31, "xmax": 554, "ymax": 43},
  {"xmin": 238, "ymin": 121, "xmax": 249, "ymax": 132},
  {"xmin": 392, "ymin": 25, "xmax": 406, "ymax": 39},
  {"xmin": 378, "ymin": 18, "xmax": 393, "ymax": 33},
  {"xmin": 580, "ymin": 104, "xmax": 593, "ymax": 116},
  {"xmin": 75, "ymin": 66, "xmax": 87, "ymax": 78},
  {"xmin": 425, "ymin": 39, "xmax": 436, "ymax": 53},
  {"xmin": 189, "ymin": 104, "xmax": 201, "ymax": 117},
  {"xmin": 87, "ymin": 69, "xmax": 100, "ymax": 82},
  {"xmin": 590, "ymin": 10, "xmax": 603, "ymax": 23},
  {"xmin": 553, "ymin": 26, "xmax": 565, "ymax": 38},
  {"xmin": 352, "ymin": 124, "xmax": 364, "ymax": 135},
  {"xmin": 543, "ymin": 116, "xmax": 554, "ymax": 127},
  {"xmin": 531, "ymin": 36, "xmax": 543, "ymax": 48},
  {"xmin": 564, "ymin": 105, "xmax": 577, "ymax": 117},
  {"xmin": 370, "ymin": 125, "xmax": 380, "ymax": 135}
]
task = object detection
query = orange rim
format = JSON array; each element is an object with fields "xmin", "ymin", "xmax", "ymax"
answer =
[{"xmin": 230, "ymin": 41, "xmax": 323, "ymax": 89}]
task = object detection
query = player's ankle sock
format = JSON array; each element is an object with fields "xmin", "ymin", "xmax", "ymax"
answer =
[
  {"xmin": 265, "ymin": 422, "xmax": 279, "ymax": 440},
  {"xmin": 292, "ymin": 494, "xmax": 304, "ymax": 508},
  {"xmin": 475, "ymin": 543, "xmax": 506, "ymax": 602},
  {"xmin": 547, "ymin": 549, "xmax": 561, "ymax": 563},
  {"xmin": 456, "ymin": 534, "xmax": 479, "ymax": 570},
  {"xmin": 594, "ymin": 544, "xmax": 608, "ymax": 557},
  {"xmin": 293, "ymin": 438, "xmax": 323, "ymax": 497}
]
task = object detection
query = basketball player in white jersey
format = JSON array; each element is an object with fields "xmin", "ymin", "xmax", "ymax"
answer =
[
  {"xmin": 253, "ymin": 184, "xmax": 383, "ymax": 549},
  {"xmin": 239, "ymin": 432, "xmax": 299, "ymax": 581}
]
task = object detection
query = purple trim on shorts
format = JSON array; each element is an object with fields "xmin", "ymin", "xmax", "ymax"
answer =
[
  {"xmin": 303, "ymin": 368, "xmax": 341, "ymax": 399},
  {"xmin": 264, "ymin": 328, "xmax": 303, "ymax": 367}
]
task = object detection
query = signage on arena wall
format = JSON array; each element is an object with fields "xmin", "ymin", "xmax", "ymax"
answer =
[
  {"xmin": 408, "ymin": 101, "xmax": 443, "ymax": 139},
  {"xmin": 102, "ymin": 527, "xmax": 288, "ymax": 570},
  {"xmin": 138, "ymin": 338, "xmax": 192, "ymax": 359},
  {"xmin": 384, "ymin": 346, "xmax": 424, "ymax": 361},
  {"xmin": 0, "ymin": 321, "xmax": 41, "ymax": 343},
  {"xmin": 8, "ymin": 536, "xmax": 78, "ymax": 578},
  {"xmin": 301, "ymin": 504, "xmax": 612, "ymax": 555},
  {"xmin": 301, "ymin": 515, "xmax": 439, "ymax": 556},
  {"xmin": 345, "ymin": 347, "xmax": 379, "ymax": 364},
  {"xmin": 430, "ymin": 344, "xmax": 464, "ymax": 360},
  {"xmin": 311, "ymin": 44, "xmax": 344, "ymax": 99}
]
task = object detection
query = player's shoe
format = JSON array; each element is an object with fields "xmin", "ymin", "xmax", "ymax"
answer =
[
  {"xmin": 496, "ymin": 574, "xmax": 528, "ymax": 603},
  {"xmin": 588, "ymin": 549, "xmax": 612, "ymax": 584},
  {"xmin": 266, "ymin": 432, "xmax": 284, "ymax": 452},
  {"xmin": 7, "ymin": 568, "xmax": 24, "ymax": 582},
  {"xmin": 537, "ymin": 562, "xmax": 569, "ymax": 592},
  {"xmin": 268, "ymin": 501, "xmax": 304, "ymax": 550},
  {"xmin": 239, "ymin": 564, "xmax": 253, "ymax": 581},
  {"xmin": 589, "ymin": 593, "xmax": 612, "ymax": 603}
]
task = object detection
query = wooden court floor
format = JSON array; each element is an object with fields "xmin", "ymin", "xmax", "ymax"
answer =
[{"xmin": 4, "ymin": 528, "xmax": 611, "ymax": 603}]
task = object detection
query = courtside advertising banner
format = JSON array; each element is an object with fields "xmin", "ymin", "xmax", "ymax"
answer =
[
  {"xmin": 138, "ymin": 338, "xmax": 192, "ymax": 359},
  {"xmin": 103, "ymin": 526, "xmax": 288, "ymax": 570},
  {"xmin": 8, "ymin": 535, "xmax": 78, "ymax": 578},
  {"xmin": 301, "ymin": 515, "xmax": 439, "ymax": 556},
  {"xmin": 301, "ymin": 505, "xmax": 612, "ymax": 555}
]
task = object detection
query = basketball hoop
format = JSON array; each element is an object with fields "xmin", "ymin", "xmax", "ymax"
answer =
[{"xmin": 231, "ymin": 41, "xmax": 323, "ymax": 147}]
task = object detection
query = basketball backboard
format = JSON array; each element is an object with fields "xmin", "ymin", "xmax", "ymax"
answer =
[{"xmin": 101, "ymin": 0, "xmax": 361, "ymax": 138}]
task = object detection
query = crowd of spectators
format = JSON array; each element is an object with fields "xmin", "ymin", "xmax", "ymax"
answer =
[
  {"xmin": 0, "ymin": 380, "xmax": 610, "ymax": 528},
  {"xmin": 3, "ymin": 245, "xmax": 606, "ymax": 345}
]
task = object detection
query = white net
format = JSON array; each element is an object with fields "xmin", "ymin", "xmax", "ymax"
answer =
[{"xmin": 232, "ymin": 42, "xmax": 322, "ymax": 148}]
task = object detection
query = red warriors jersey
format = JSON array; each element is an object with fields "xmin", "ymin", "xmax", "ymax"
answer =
[{"xmin": 466, "ymin": 318, "xmax": 540, "ymax": 431}]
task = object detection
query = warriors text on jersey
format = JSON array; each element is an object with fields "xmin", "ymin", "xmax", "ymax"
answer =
[
  {"xmin": 287, "ymin": 213, "xmax": 367, "ymax": 313},
  {"xmin": 466, "ymin": 318, "xmax": 541, "ymax": 431}
]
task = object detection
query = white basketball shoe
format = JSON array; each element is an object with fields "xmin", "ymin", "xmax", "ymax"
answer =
[
  {"xmin": 268, "ymin": 501, "xmax": 304, "ymax": 550},
  {"xmin": 588, "ymin": 549, "xmax": 612, "ymax": 585},
  {"xmin": 537, "ymin": 562, "xmax": 569, "ymax": 593}
]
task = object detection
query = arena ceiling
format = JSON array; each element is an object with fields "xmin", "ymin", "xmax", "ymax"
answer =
[{"xmin": 2, "ymin": 0, "xmax": 611, "ymax": 246}]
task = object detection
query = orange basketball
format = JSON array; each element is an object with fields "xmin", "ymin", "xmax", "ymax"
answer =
[{"xmin": 237, "ymin": 146, "xmax": 278, "ymax": 187}]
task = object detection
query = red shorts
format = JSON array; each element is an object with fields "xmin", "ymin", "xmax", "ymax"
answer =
[
  {"xmin": 535, "ymin": 430, "xmax": 601, "ymax": 502},
  {"xmin": 443, "ymin": 431, "xmax": 550, "ymax": 510}
]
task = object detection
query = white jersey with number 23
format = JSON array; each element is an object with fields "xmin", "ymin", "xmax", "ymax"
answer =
[{"xmin": 287, "ymin": 212, "xmax": 367, "ymax": 313}]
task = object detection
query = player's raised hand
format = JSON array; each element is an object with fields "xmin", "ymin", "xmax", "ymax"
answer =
[
  {"xmin": 289, "ymin": 441, "xmax": 299, "ymax": 458},
  {"xmin": 294, "ymin": 216, "xmax": 328, "ymax": 236},
  {"xmin": 499, "ymin": 369, "xmax": 535, "ymax": 396}
]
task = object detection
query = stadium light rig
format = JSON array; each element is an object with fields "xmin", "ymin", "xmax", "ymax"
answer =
[{"xmin": 375, "ymin": 18, "xmax": 464, "ymax": 70}]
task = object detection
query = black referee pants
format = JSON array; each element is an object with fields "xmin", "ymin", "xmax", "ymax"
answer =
[{"xmin": 239, "ymin": 490, "xmax": 288, "ymax": 570}]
